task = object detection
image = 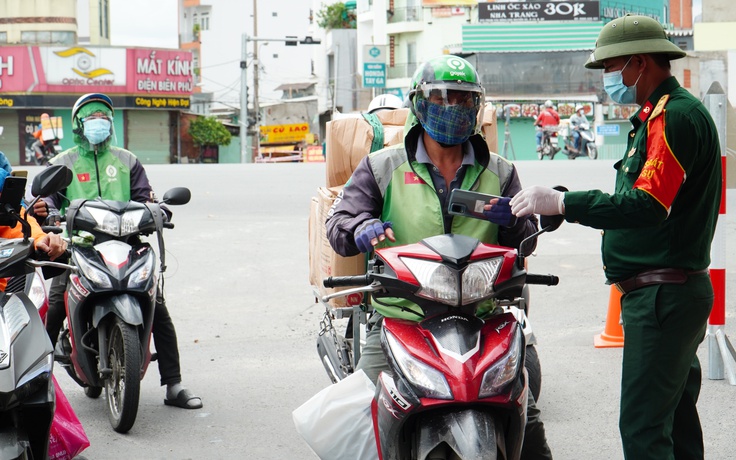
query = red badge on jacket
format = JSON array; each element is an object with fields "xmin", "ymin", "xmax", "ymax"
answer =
[
  {"xmin": 404, "ymin": 172, "xmax": 425, "ymax": 184},
  {"xmin": 77, "ymin": 173, "xmax": 90, "ymax": 182}
]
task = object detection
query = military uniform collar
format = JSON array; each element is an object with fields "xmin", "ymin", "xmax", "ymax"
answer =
[{"xmin": 631, "ymin": 76, "xmax": 680, "ymax": 125}]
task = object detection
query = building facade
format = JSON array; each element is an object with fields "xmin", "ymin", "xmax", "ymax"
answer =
[{"xmin": 0, "ymin": 0, "xmax": 195, "ymax": 165}]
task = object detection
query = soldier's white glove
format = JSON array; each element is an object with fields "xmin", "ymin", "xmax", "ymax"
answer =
[{"xmin": 510, "ymin": 186, "xmax": 565, "ymax": 217}]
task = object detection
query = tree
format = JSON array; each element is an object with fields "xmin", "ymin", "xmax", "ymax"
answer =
[
  {"xmin": 188, "ymin": 116, "xmax": 231, "ymax": 163},
  {"xmin": 316, "ymin": 2, "xmax": 356, "ymax": 30},
  {"xmin": 188, "ymin": 116, "xmax": 231, "ymax": 147}
]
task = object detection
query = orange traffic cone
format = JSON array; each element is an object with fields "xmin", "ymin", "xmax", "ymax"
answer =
[{"xmin": 594, "ymin": 286, "xmax": 625, "ymax": 348}]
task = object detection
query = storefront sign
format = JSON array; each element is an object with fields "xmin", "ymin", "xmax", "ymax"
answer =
[
  {"xmin": 479, "ymin": 1, "xmax": 600, "ymax": 22},
  {"xmin": 131, "ymin": 49, "xmax": 195, "ymax": 95},
  {"xmin": 0, "ymin": 47, "xmax": 35, "ymax": 92},
  {"xmin": 40, "ymin": 46, "xmax": 127, "ymax": 89},
  {"xmin": 260, "ymin": 123, "xmax": 309, "ymax": 144},
  {"xmin": 130, "ymin": 96, "xmax": 191, "ymax": 109},
  {"xmin": 363, "ymin": 45, "xmax": 387, "ymax": 89},
  {"xmin": 422, "ymin": 0, "xmax": 475, "ymax": 6},
  {"xmin": 0, "ymin": 46, "xmax": 193, "ymax": 96}
]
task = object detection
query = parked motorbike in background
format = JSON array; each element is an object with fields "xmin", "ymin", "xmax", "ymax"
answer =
[
  {"xmin": 54, "ymin": 187, "xmax": 191, "ymax": 433},
  {"xmin": 315, "ymin": 212, "xmax": 563, "ymax": 459},
  {"xmin": 558, "ymin": 121, "xmax": 598, "ymax": 160},
  {"xmin": 0, "ymin": 165, "xmax": 72, "ymax": 460}
]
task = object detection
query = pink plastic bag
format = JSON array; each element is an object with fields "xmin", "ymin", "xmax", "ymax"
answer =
[{"xmin": 48, "ymin": 375, "xmax": 90, "ymax": 460}]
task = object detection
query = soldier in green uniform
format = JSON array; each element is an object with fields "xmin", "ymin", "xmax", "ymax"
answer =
[{"xmin": 507, "ymin": 15, "xmax": 722, "ymax": 460}]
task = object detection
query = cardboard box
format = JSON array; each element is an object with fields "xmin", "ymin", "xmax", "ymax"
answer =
[
  {"xmin": 326, "ymin": 106, "xmax": 499, "ymax": 188},
  {"xmin": 325, "ymin": 109, "xmax": 409, "ymax": 188},
  {"xmin": 481, "ymin": 106, "xmax": 498, "ymax": 154},
  {"xmin": 309, "ymin": 186, "xmax": 366, "ymax": 308}
]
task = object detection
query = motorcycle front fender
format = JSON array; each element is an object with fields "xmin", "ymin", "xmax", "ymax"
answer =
[
  {"xmin": 416, "ymin": 409, "xmax": 502, "ymax": 460},
  {"xmin": 92, "ymin": 294, "xmax": 144, "ymax": 328}
]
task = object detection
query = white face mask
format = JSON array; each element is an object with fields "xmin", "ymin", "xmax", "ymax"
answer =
[{"xmin": 83, "ymin": 118, "xmax": 112, "ymax": 145}]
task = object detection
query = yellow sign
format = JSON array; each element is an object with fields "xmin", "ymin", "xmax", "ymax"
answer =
[
  {"xmin": 260, "ymin": 123, "xmax": 310, "ymax": 144},
  {"xmin": 133, "ymin": 97, "xmax": 190, "ymax": 109}
]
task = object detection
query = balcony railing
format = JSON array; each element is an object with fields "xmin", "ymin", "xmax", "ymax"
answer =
[{"xmin": 387, "ymin": 6, "xmax": 422, "ymax": 23}]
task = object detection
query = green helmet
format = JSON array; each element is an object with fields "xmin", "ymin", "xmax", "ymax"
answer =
[
  {"xmin": 408, "ymin": 55, "xmax": 485, "ymax": 145},
  {"xmin": 585, "ymin": 14, "xmax": 686, "ymax": 69}
]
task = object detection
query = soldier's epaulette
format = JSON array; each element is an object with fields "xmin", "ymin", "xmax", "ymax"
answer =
[{"xmin": 650, "ymin": 94, "xmax": 670, "ymax": 120}]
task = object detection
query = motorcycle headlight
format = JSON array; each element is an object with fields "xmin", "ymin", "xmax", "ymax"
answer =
[
  {"xmin": 461, "ymin": 258, "xmax": 502, "ymax": 304},
  {"xmin": 87, "ymin": 208, "xmax": 145, "ymax": 236},
  {"xmin": 385, "ymin": 330, "xmax": 452, "ymax": 400},
  {"xmin": 401, "ymin": 257, "xmax": 458, "ymax": 305},
  {"xmin": 478, "ymin": 326, "xmax": 523, "ymax": 399},
  {"xmin": 128, "ymin": 252, "xmax": 155, "ymax": 289},
  {"xmin": 401, "ymin": 256, "xmax": 503, "ymax": 306},
  {"xmin": 75, "ymin": 254, "xmax": 113, "ymax": 289},
  {"xmin": 120, "ymin": 209, "xmax": 145, "ymax": 236}
]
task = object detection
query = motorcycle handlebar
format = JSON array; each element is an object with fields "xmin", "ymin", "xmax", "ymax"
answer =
[
  {"xmin": 526, "ymin": 274, "xmax": 559, "ymax": 286},
  {"xmin": 163, "ymin": 222, "xmax": 175, "ymax": 229},
  {"xmin": 323, "ymin": 274, "xmax": 371, "ymax": 288}
]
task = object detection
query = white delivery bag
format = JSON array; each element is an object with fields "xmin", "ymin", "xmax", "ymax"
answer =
[{"xmin": 292, "ymin": 369, "xmax": 377, "ymax": 460}]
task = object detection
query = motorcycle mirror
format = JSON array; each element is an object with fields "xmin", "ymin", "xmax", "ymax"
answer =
[
  {"xmin": 31, "ymin": 164, "xmax": 72, "ymax": 197},
  {"xmin": 540, "ymin": 214, "xmax": 564, "ymax": 232},
  {"xmin": 162, "ymin": 187, "xmax": 191, "ymax": 206}
]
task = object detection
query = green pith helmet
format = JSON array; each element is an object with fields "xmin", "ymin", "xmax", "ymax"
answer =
[{"xmin": 585, "ymin": 14, "xmax": 686, "ymax": 69}]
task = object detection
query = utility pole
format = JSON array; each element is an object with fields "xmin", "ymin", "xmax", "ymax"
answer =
[
  {"xmin": 253, "ymin": 0, "xmax": 260, "ymax": 160},
  {"xmin": 240, "ymin": 33, "xmax": 250, "ymax": 163}
]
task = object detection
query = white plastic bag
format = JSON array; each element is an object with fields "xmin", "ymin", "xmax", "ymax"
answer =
[{"xmin": 292, "ymin": 369, "xmax": 377, "ymax": 460}]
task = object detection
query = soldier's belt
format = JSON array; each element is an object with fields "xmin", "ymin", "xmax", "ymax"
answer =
[{"xmin": 613, "ymin": 268, "xmax": 709, "ymax": 295}]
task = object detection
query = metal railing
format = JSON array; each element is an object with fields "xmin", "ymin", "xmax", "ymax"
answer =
[{"xmin": 387, "ymin": 6, "xmax": 422, "ymax": 23}]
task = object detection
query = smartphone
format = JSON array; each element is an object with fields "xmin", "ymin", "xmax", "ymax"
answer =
[
  {"xmin": 10, "ymin": 170, "xmax": 28, "ymax": 178},
  {"xmin": 448, "ymin": 189, "xmax": 502, "ymax": 219},
  {"xmin": 0, "ymin": 176, "xmax": 27, "ymax": 213}
]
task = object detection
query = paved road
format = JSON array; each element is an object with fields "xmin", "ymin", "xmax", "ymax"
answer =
[{"xmin": 26, "ymin": 160, "xmax": 734, "ymax": 460}]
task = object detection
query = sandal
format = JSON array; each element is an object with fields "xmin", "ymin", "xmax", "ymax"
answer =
[{"xmin": 164, "ymin": 388, "xmax": 203, "ymax": 409}]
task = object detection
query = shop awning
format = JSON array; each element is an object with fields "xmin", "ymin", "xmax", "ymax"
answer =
[{"xmin": 462, "ymin": 22, "xmax": 602, "ymax": 53}]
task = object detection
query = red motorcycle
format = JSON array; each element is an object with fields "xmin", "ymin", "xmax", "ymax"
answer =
[{"xmin": 321, "ymin": 214, "xmax": 563, "ymax": 460}]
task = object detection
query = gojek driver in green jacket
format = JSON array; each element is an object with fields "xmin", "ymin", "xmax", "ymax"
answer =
[
  {"xmin": 327, "ymin": 55, "xmax": 552, "ymax": 459},
  {"xmin": 32, "ymin": 93, "xmax": 203, "ymax": 410}
]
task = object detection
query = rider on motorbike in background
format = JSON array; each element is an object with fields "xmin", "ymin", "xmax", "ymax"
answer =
[
  {"xmin": 569, "ymin": 104, "xmax": 589, "ymax": 153},
  {"xmin": 535, "ymin": 100, "xmax": 560, "ymax": 152},
  {"xmin": 325, "ymin": 55, "xmax": 553, "ymax": 459},
  {"xmin": 30, "ymin": 93, "xmax": 202, "ymax": 410},
  {"xmin": 31, "ymin": 113, "xmax": 60, "ymax": 165}
]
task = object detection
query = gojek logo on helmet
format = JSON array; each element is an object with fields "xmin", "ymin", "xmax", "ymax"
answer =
[{"xmin": 446, "ymin": 57, "xmax": 467, "ymax": 78}]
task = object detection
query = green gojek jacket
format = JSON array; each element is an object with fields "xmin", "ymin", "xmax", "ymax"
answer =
[{"xmin": 47, "ymin": 145, "xmax": 155, "ymax": 216}]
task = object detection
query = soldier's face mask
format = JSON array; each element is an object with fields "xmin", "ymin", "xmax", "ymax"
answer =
[{"xmin": 603, "ymin": 57, "xmax": 642, "ymax": 105}]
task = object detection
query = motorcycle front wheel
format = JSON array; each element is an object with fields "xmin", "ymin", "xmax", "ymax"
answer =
[{"xmin": 105, "ymin": 317, "xmax": 141, "ymax": 433}]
